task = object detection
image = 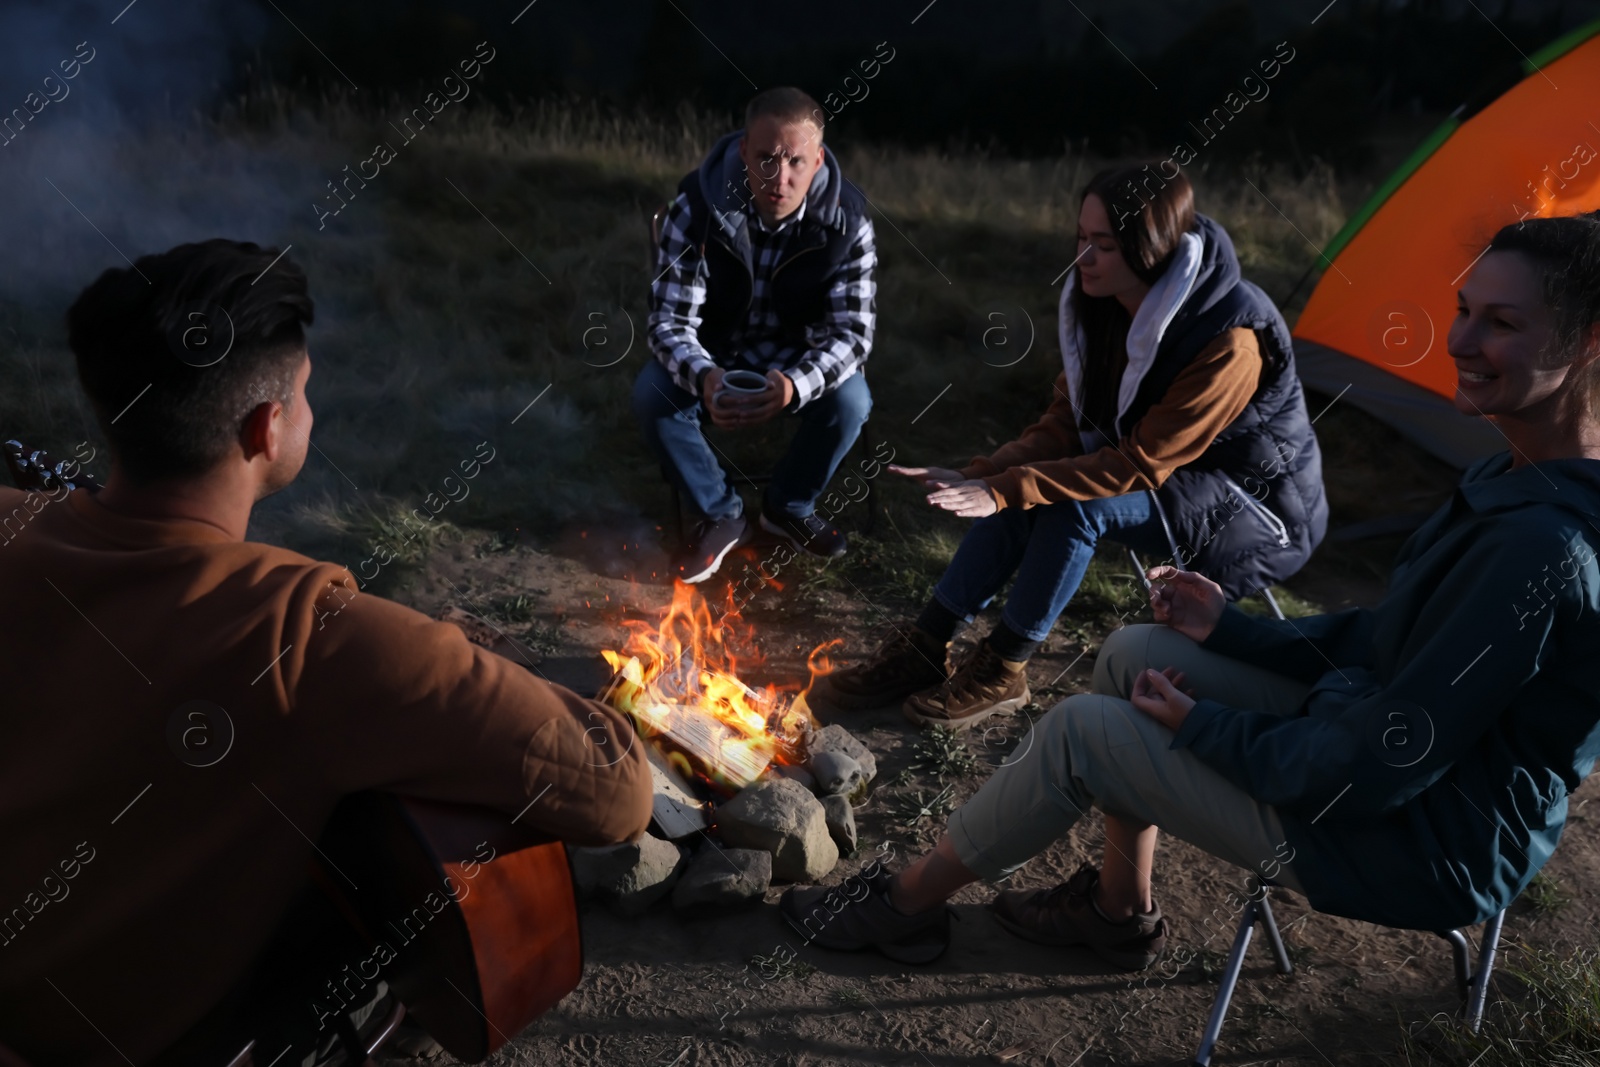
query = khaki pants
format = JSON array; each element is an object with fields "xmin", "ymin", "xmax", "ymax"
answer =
[{"xmin": 947, "ymin": 623, "xmax": 1311, "ymax": 893}]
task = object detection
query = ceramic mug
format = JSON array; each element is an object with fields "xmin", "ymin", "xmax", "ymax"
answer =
[{"xmin": 714, "ymin": 368, "xmax": 770, "ymax": 407}]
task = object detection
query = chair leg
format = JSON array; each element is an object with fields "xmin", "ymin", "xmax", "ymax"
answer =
[
  {"xmin": 1146, "ymin": 489, "xmax": 1185, "ymax": 571},
  {"xmin": 1259, "ymin": 586, "xmax": 1287, "ymax": 621},
  {"xmin": 1441, "ymin": 928, "xmax": 1473, "ymax": 1005},
  {"xmin": 1255, "ymin": 889, "xmax": 1294, "ymax": 977},
  {"xmin": 1466, "ymin": 910, "xmax": 1505, "ymax": 1033},
  {"xmin": 1127, "ymin": 548, "xmax": 1151, "ymax": 593},
  {"xmin": 1194, "ymin": 899, "xmax": 1259, "ymax": 1067}
]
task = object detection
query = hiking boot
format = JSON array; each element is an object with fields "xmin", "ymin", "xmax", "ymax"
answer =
[
  {"xmin": 671, "ymin": 514, "xmax": 749, "ymax": 584},
  {"xmin": 759, "ymin": 505, "xmax": 849, "ymax": 559},
  {"xmin": 824, "ymin": 627, "xmax": 951, "ymax": 711},
  {"xmin": 991, "ymin": 863, "xmax": 1169, "ymax": 971},
  {"xmin": 902, "ymin": 637, "xmax": 1030, "ymax": 729},
  {"xmin": 779, "ymin": 868, "xmax": 951, "ymax": 964}
]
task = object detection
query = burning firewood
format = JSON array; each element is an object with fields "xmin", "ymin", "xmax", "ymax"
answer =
[{"xmin": 598, "ymin": 582, "xmax": 824, "ymax": 796}]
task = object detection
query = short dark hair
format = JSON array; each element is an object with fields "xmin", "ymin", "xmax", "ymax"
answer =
[
  {"xmin": 744, "ymin": 86, "xmax": 824, "ymax": 136},
  {"xmin": 67, "ymin": 239, "xmax": 314, "ymax": 482}
]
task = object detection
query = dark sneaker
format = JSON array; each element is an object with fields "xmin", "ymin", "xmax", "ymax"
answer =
[
  {"xmin": 991, "ymin": 864, "xmax": 1168, "ymax": 971},
  {"xmin": 825, "ymin": 627, "xmax": 951, "ymax": 711},
  {"xmin": 759, "ymin": 506, "xmax": 848, "ymax": 559},
  {"xmin": 779, "ymin": 868, "xmax": 950, "ymax": 964},
  {"xmin": 671, "ymin": 514, "xmax": 748, "ymax": 584},
  {"xmin": 902, "ymin": 637, "xmax": 1030, "ymax": 729}
]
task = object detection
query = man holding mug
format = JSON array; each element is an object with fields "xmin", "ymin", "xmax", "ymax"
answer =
[{"xmin": 634, "ymin": 86, "xmax": 877, "ymax": 583}]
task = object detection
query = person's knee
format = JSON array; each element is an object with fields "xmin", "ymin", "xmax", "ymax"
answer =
[
  {"xmin": 1093, "ymin": 624, "xmax": 1159, "ymax": 698},
  {"xmin": 1033, "ymin": 499, "xmax": 1096, "ymax": 543},
  {"xmin": 1038, "ymin": 692, "xmax": 1114, "ymax": 762},
  {"xmin": 630, "ymin": 364, "xmax": 665, "ymax": 422},
  {"xmin": 810, "ymin": 373, "xmax": 871, "ymax": 428},
  {"xmin": 631, "ymin": 361, "xmax": 692, "ymax": 425},
  {"xmin": 1041, "ymin": 693, "xmax": 1159, "ymax": 810},
  {"xmin": 836, "ymin": 374, "xmax": 872, "ymax": 427},
  {"xmin": 964, "ymin": 506, "xmax": 1029, "ymax": 545}
]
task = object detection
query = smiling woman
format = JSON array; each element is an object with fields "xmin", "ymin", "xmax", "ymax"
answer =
[{"xmin": 1451, "ymin": 212, "xmax": 1600, "ymax": 463}]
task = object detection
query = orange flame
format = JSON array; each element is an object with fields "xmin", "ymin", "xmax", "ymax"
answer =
[
  {"xmin": 601, "ymin": 581, "xmax": 823, "ymax": 793},
  {"xmin": 807, "ymin": 639, "xmax": 843, "ymax": 690}
]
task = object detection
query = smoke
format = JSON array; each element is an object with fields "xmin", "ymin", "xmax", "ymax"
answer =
[{"xmin": 0, "ymin": 0, "xmax": 319, "ymax": 306}]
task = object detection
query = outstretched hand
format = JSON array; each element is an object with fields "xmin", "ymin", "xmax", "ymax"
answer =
[
  {"xmin": 1146, "ymin": 565, "xmax": 1226, "ymax": 643},
  {"xmin": 889, "ymin": 464, "xmax": 998, "ymax": 518},
  {"xmin": 1130, "ymin": 666, "xmax": 1196, "ymax": 731}
]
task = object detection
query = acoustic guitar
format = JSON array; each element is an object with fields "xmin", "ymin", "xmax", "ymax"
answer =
[
  {"xmin": 4, "ymin": 439, "xmax": 583, "ymax": 1064},
  {"xmin": 315, "ymin": 795, "xmax": 583, "ymax": 1062}
]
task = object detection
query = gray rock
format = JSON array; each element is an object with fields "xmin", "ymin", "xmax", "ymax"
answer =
[
  {"xmin": 820, "ymin": 794, "xmax": 857, "ymax": 855},
  {"xmin": 568, "ymin": 842, "xmax": 639, "ymax": 897},
  {"xmin": 807, "ymin": 723, "xmax": 878, "ymax": 783},
  {"xmin": 809, "ymin": 751, "xmax": 865, "ymax": 797},
  {"xmin": 671, "ymin": 846, "xmax": 772, "ymax": 910},
  {"xmin": 716, "ymin": 778, "xmax": 839, "ymax": 882},
  {"xmin": 767, "ymin": 762, "xmax": 817, "ymax": 792},
  {"xmin": 570, "ymin": 835, "xmax": 687, "ymax": 915}
]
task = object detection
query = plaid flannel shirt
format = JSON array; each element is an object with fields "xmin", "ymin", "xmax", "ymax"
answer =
[{"xmin": 647, "ymin": 192, "xmax": 877, "ymax": 409}]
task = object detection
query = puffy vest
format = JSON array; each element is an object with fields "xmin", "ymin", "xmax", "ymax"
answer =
[
  {"xmin": 677, "ymin": 165, "xmax": 868, "ymax": 362},
  {"xmin": 1064, "ymin": 214, "xmax": 1328, "ymax": 599}
]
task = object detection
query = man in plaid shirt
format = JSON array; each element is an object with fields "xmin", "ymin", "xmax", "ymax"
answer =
[{"xmin": 634, "ymin": 86, "xmax": 877, "ymax": 583}]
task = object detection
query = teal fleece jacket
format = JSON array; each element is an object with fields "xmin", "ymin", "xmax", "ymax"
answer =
[{"xmin": 1173, "ymin": 452, "xmax": 1600, "ymax": 929}]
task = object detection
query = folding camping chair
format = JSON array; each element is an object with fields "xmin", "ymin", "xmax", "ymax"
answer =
[
  {"xmin": 1188, "ymin": 878, "xmax": 1506, "ymax": 1065},
  {"xmin": 647, "ymin": 203, "xmax": 879, "ymax": 544},
  {"xmin": 1123, "ymin": 489, "xmax": 1287, "ymax": 621},
  {"xmin": 1121, "ymin": 489, "xmax": 1508, "ymax": 1064}
]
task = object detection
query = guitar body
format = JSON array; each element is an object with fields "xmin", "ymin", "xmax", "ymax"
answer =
[
  {"xmin": 6, "ymin": 439, "xmax": 583, "ymax": 1064},
  {"xmin": 316, "ymin": 795, "xmax": 583, "ymax": 1063}
]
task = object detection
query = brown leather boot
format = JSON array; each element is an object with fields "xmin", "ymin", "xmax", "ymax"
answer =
[
  {"xmin": 823, "ymin": 627, "xmax": 951, "ymax": 711},
  {"xmin": 901, "ymin": 637, "xmax": 1030, "ymax": 729},
  {"xmin": 991, "ymin": 863, "xmax": 1169, "ymax": 971}
]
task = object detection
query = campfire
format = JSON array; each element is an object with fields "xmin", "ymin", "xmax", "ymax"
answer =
[
  {"xmin": 581, "ymin": 582, "xmax": 877, "ymax": 903},
  {"xmin": 599, "ymin": 582, "xmax": 828, "ymax": 795}
]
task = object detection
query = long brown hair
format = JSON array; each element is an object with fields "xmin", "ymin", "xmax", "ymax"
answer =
[{"xmin": 1071, "ymin": 163, "xmax": 1196, "ymax": 435}]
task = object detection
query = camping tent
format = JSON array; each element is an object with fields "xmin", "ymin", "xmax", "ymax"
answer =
[{"xmin": 1292, "ymin": 19, "xmax": 1600, "ymax": 468}]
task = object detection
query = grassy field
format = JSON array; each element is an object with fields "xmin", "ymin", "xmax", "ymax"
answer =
[{"xmin": 0, "ymin": 90, "xmax": 1449, "ymax": 595}]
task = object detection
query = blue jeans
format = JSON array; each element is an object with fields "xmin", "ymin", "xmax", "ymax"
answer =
[
  {"xmin": 932, "ymin": 492, "xmax": 1172, "ymax": 642},
  {"xmin": 632, "ymin": 358, "xmax": 872, "ymax": 521}
]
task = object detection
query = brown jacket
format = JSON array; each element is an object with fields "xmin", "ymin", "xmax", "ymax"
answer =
[
  {"xmin": 960, "ymin": 327, "xmax": 1263, "ymax": 509},
  {"xmin": 0, "ymin": 485, "xmax": 651, "ymax": 1066}
]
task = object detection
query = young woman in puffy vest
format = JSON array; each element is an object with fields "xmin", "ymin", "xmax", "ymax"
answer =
[{"xmin": 827, "ymin": 163, "xmax": 1328, "ymax": 727}]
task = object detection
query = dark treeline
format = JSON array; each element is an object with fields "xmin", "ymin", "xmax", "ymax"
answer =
[{"xmin": 240, "ymin": 0, "xmax": 1588, "ymax": 168}]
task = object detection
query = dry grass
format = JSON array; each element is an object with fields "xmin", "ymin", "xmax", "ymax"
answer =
[
  {"xmin": 1400, "ymin": 947, "xmax": 1600, "ymax": 1066},
  {"xmin": 0, "ymin": 91, "xmax": 1374, "ymax": 589}
]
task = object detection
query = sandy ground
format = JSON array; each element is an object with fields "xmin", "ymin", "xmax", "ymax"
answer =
[{"xmin": 372, "ymin": 527, "xmax": 1600, "ymax": 1067}]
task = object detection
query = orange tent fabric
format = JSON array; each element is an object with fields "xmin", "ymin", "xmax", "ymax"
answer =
[{"xmin": 1295, "ymin": 28, "xmax": 1600, "ymax": 411}]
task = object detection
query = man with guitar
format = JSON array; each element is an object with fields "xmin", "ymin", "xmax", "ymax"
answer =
[{"xmin": 0, "ymin": 240, "xmax": 653, "ymax": 1066}]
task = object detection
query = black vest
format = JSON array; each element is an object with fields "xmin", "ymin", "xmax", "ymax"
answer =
[
  {"xmin": 1089, "ymin": 216, "xmax": 1328, "ymax": 599},
  {"xmin": 678, "ymin": 171, "xmax": 868, "ymax": 362}
]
